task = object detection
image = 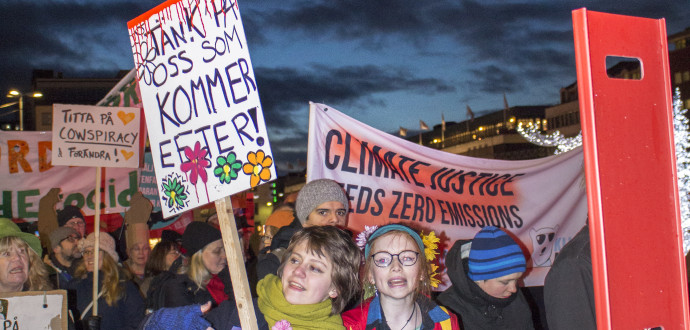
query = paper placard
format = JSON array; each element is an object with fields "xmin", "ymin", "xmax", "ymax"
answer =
[
  {"xmin": 51, "ymin": 104, "xmax": 143, "ymax": 168},
  {"xmin": 127, "ymin": 0, "xmax": 276, "ymax": 218},
  {"xmin": 0, "ymin": 290, "xmax": 68, "ymax": 330}
]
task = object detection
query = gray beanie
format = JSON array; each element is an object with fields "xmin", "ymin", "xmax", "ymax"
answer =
[{"xmin": 295, "ymin": 179, "xmax": 349, "ymax": 223}]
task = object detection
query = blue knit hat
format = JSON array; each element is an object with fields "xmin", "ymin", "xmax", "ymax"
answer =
[{"xmin": 468, "ymin": 226, "xmax": 526, "ymax": 281}]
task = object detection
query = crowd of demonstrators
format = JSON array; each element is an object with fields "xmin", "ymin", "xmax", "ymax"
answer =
[
  {"xmin": 343, "ymin": 224, "xmax": 460, "ymax": 330},
  {"xmin": 68, "ymin": 232, "xmax": 145, "ymax": 330},
  {"xmin": 257, "ymin": 178, "xmax": 350, "ymax": 279},
  {"xmin": 5, "ymin": 178, "xmax": 611, "ymax": 330},
  {"xmin": 438, "ymin": 226, "xmax": 535, "ymax": 329}
]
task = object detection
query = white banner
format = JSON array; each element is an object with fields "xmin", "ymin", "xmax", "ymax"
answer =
[
  {"xmin": 0, "ymin": 131, "xmax": 139, "ymax": 221},
  {"xmin": 51, "ymin": 104, "xmax": 143, "ymax": 168},
  {"xmin": 128, "ymin": 0, "xmax": 276, "ymax": 218},
  {"xmin": 307, "ymin": 103, "xmax": 588, "ymax": 286}
]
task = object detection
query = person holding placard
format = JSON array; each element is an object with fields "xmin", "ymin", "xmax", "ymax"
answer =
[
  {"xmin": 0, "ymin": 218, "xmax": 51, "ymax": 293},
  {"xmin": 159, "ymin": 221, "xmax": 231, "ymax": 310},
  {"xmin": 69, "ymin": 232, "xmax": 145, "ymax": 330},
  {"xmin": 257, "ymin": 179, "xmax": 349, "ymax": 280}
]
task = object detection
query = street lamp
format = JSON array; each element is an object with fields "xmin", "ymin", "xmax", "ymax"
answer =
[{"xmin": 7, "ymin": 90, "xmax": 42, "ymax": 131}]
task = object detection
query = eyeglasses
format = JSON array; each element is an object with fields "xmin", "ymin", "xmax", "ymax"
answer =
[
  {"xmin": 63, "ymin": 235, "xmax": 79, "ymax": 243},
  {"xmin": 371, "ymin": 250, "xmax": 420, "ymax": 268}
]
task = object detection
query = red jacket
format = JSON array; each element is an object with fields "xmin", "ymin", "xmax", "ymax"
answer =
[{"xmin": 342, "ymin": 295, "xmax": 460, "ymax": 330}]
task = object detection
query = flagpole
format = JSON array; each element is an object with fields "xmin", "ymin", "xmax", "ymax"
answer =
[{"xmin": 441, "ymin": 113, "xmax": 445, "ymax": 149}]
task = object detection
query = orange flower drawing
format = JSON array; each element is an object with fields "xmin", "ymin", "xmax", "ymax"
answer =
[{"xmin": 242, "ymin": 150, "xmax": 272, "ymax": 187}]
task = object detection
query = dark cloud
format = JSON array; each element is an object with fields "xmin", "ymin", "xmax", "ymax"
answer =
[{"xmin": 256, "ymin": 64, "xmax": 454, "ymax": 119}]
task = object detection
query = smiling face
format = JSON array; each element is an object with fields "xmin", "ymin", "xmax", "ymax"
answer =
[
  {"xmin": 305, "ymin": 201, "xmax": 347, "ymax": 227},
  {"xmin": 475, "ymin": 272, "xmax": 523, "ymax": 299},
  {"xmin": 367, "ymin": 232, "xmax": 422, "ymax": 301},
  {"xmin": 201, "ymin": 239, "xmax": 226, "ymax": 275},
  {"xmin": 0, "ymin": 239, "xmax": 29, "ymax": 293},
  {"xmin": 281, "ymin": 240, "xmax": 337, "ymax": 305},
  {"xmin": 83, "ymin": 247, "xmax": 104, "ymax": 273}
]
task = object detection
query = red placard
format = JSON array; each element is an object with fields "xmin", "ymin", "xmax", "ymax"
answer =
[{"xmin": 573, "ymin": 8, "xmax": 690, "ymax": 329}]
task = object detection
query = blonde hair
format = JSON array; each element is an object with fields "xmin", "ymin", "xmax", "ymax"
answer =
[
  {"xmin": 0, "ymin": 236, "xmax": 51, "ymax": 291},
  {"xmin": 178, "ymin": 249, "xmax": 212, "ymax": 292},
  {"xmin": 362, "ymin": 231, "xmax": 431, "ymax": 299},
  {"xmin": 74, "ymin": 251, "xmax": 125, "ymax": 306}
]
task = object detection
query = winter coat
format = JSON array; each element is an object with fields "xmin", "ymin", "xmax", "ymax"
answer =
[
  {"xmin": 543, "ymin": 224, "xmax": 596, "ymax": 330},
  {"xmin": 437, "ymin": 240, "xmax": 534, "ymax": 330},
  {"xmin": 342, "ymin": 295, "xmax": 459, "ymax": 330},
  {"xmin": 47, "ymin": 254, "xmax": 79, "ymax": 290},
  {"xmin": 68, "ymin": 272, "xmax": 145, "ymax": 330},
  {"xmin": 159, "ymin": 273, "xmax": 216, "ymax": 308}
]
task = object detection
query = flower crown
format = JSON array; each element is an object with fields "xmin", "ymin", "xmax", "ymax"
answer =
[{"xmin": 356, "ymin": 225, "xmax": 441, "ymax": 288}]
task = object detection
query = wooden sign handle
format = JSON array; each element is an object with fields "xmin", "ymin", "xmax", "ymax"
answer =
[{"xmin": 215, "ymin": 196, "xmax": 258, "ymax": 329}]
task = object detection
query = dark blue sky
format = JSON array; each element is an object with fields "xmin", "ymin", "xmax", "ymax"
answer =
[{"xmin": 1, "ymin": 0, "xmax": 688, "ymax": 172}]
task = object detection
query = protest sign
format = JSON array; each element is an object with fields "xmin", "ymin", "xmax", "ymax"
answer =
[
  {"xmin": 0, "ymin": 290, "xmax": 68, "ymax": 330},
  {"xmin": 128, "ymin": 0, "xmax": 275, "ymax": 218},
  {"xmin": 307, "ymin": 102, "xmax": 588, "ymax": 286},
  {"xmin": 51, "ymin": 104, "xmax": 143, "ymax": 168},
  {"xmin": 0, "ymin": 131, "xmax": 138, "ymax": 221}
]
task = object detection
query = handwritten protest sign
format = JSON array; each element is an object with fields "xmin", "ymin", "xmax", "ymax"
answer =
[
  {"xmin": 1, "ymin": 131, "xmax": 139, "ymax": 221},
  {"xmin": 128, "ymin": 0, "xmax": 275, "ymax": 218},
  {"xmin": 307, "ymin": 103, "xmax": 587, "ymax": 287},
  {"xmin": 0, "ymin": 290, "xmax": 68, "ymax": 330},
  {"xmin": 51, "ymin": 104, "xmax": 143, "ymax": 168}
]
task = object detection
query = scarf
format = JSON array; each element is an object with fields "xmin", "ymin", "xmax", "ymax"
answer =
[
  {"xmin": 206, "ymin": 274, "xmax": 228, "ymax": 304},
  {"xmin": 257, "ymin": 274, "xmax": 344, "ymax": 329}
]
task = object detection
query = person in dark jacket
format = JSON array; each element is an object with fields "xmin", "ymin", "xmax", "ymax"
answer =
[
  {"xmin": 437, "ymin": 226, "xmax": 534, "ymax": 330},
  {"xmin": 68, "ymin": 231, "xmax": 145, "ymax": 330},
  {"xmin": 159, "ymin": 221, "xmax": 230, "ymax": 309},
  {"xmin": 256, "ymin": 178, "xmax": 349, "ymax": 280},
  {"xmin": 543, "ymin": 223, "xmax": 596, "ymax": 330},
  {"xmin": 47, "ymin": 226, "xmax": 82, "ymax": 289}
]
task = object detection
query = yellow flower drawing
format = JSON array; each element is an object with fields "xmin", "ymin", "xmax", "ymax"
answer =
[{"xmin": 242, "ymin": 150, "xmax": 273, "ymax": 188}]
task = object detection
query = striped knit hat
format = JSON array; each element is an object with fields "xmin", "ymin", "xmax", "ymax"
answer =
[{"xmin": 468, "ymin": 226, "xmax": 526, "ymax": 281}]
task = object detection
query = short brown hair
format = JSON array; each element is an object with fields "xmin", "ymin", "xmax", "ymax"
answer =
[{"xmin": 277, "ymin": 226, "xmax": 360, "ymax": 315}]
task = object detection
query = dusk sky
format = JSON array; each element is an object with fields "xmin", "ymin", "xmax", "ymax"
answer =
[{"xmin": 2, "ymin": 0, "xmax": 688, "ymax": 173}]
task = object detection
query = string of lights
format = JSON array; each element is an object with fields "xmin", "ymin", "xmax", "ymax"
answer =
[{"xmin": 518, "ymin": 88, "xmax": 690, "ymax": 253}]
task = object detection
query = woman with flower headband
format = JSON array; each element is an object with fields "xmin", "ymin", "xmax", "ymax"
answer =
[{"xmin": 342, "ymin": 224, "xmax": 459, "ymax": 330}]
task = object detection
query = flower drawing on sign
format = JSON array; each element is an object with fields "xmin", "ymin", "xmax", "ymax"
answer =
[
  {"xmin": 180, "ymin": 141, "xmax": 211, "ymax": 185},
  {"xmin": 242, "ymin": 150, "xmax": 272, "ymax": 188},
  {"xmin": 161, "ymin": 173, "xmax": 189, "ymax": 211},
  {"xmin": 214, "ymin": 151, "xmax": 243, "ymax": 184}
]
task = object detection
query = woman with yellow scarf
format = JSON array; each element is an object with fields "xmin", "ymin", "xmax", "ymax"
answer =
[{"xmin": 141, "ymin": 225, "xmax": 361, "ymax": 330}]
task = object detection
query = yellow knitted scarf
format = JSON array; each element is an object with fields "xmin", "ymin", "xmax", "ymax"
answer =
[{"xmin": 257, "ymin": 274, "xmax": 344, "ymax": 329}]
